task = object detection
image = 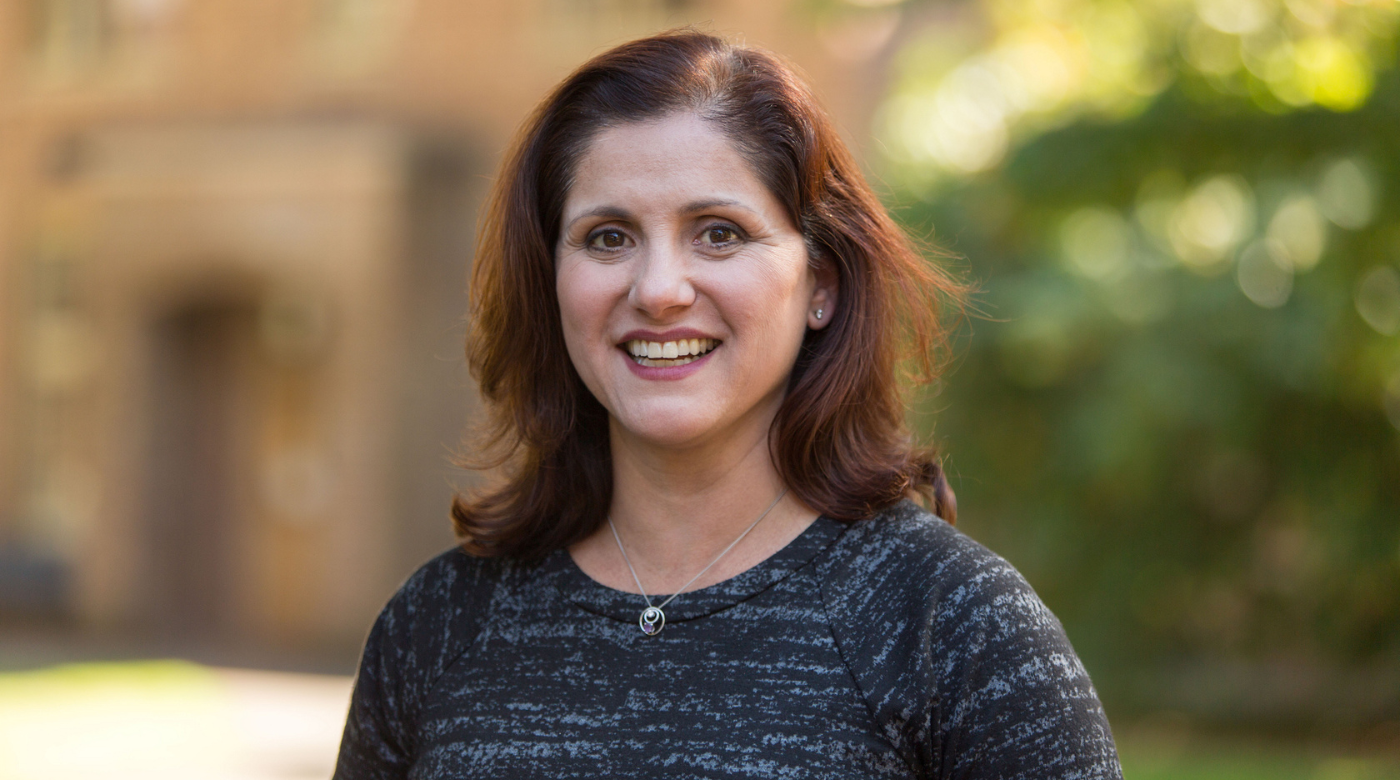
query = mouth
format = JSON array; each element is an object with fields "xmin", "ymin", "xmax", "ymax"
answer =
[{"xmin": 623, "ymin": 337, "xmax": 721, "ymax": 368}]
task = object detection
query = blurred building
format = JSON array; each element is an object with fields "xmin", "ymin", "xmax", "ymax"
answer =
[{"xmin": 0, "ymin": 0, "xmax": 894, "ymax": 653}]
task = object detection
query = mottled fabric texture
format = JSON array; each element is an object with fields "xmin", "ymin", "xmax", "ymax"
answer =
[{"xmin": 335, "ymin": 501, "xmax": 1122, "ymax": 779}]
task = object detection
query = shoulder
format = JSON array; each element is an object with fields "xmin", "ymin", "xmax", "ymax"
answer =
[
  {"xmin": 820, "ymin": 499, "xmax": 1032, "ymax": 612},
  {"xmin": 370, "ymin": 547, "xmax": 507, "ymax": 667},
  {"xmin": 363, "ymin": 546, "xmax": 512, "ymax": 702},
  {"xmin": 338, "ymin": 546, "xmax": 509, "ymax": 767},
  {"xmin": 382, "ymin": 547, "xmax": 503, "ymax": 621},
  {"xmin": 819, "ymin": 499, "xmax": 1052, "ymax": 661},
  {"xmin": 818, "ymin": 501, "xmax": 1121, "ymax": 778},
  {"xmin": 337, "ymin": 547, "xmax": 508, "ymax": 774}
]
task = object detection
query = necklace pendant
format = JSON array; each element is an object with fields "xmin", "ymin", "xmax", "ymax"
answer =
[{"xmin": 639, "ymin": 606, "xmax": 665, "ymax": 636}]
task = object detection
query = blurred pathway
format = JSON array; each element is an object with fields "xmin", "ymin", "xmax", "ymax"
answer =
[{"xmin": 0, "ymin": 661, "xmax": 351, "ymax": 780}]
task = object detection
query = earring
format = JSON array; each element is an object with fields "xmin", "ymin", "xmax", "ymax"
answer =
[{"xmin": 815, "ymin": 308, "xmax": 824, "ymax": 321}]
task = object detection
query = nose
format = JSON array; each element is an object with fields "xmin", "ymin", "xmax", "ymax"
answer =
[{"xmin": 628, "ymin": 241, "xmax": 695, "ymax": 319}]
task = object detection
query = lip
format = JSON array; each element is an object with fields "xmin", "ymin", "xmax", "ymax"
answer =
[
  {"xmin": 616, "ymin": 328, "xmax": 722, "ymax": 382},
  {"xmin": 622, "ymin": 345, "xmax": 718, "ymax": 381},
  {"xmin": 617, "ymin": 327, "xmax": 721, "ymax": 345}
]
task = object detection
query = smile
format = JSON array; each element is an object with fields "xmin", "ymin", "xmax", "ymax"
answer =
[{"xmin": 624, "ymin": 338, "xmax": 720, "ymax": 367}]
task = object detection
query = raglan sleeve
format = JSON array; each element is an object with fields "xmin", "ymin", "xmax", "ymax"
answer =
[
  {"xmin": 927, "ymin": 537, "xmax": 1122, "ymax": 779},
  {"xmin": 333, "ymin": 549, "xmax": 490, "ymax": 780},
  {"xmin": 819, "ymin": 507, "xmax": 1122, "ymax": 780},
  {"xmin": 334, "ymin": 597, "xmax": 415, "ymax": 779}
]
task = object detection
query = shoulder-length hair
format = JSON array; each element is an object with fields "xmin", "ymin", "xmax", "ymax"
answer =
[{"xmin": 453, "ymin": 29, "xmax": 963, "ymax": 560}]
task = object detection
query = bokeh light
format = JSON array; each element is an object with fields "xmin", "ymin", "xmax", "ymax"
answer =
[
  {"xmin": 1265, "ymin": 193, "xmax": 1328, "ymax": 271},
  {"xmin": 1318, "ymin": 157, "xmax": 1378, "ymax": 229},
  {"xmin": 877, "ymin": 0, "xmax": 1400, "ymax": 185},
  {"xmin": 874, "ymin": 0, "xmax": 1400, "ymax": 754},
  {"xmin": 1062, "ymin": 206, "xmax": 1134, "ymax": 280},
  {"xmin": 1356, "ymin": 265, "xmax": 1400, "ymax": 335},
  {"xmin": 1169, "ymin": 175, "xmax": 1257, "ymax": 271},
  {"xmin": 1236, "ymin": 239, "xmax": 1295, "ymax": 307}
]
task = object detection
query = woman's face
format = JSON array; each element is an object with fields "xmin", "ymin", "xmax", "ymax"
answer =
[{"xmin": 556, "ymin": 112, "xmax": 835, "ymax": 451}]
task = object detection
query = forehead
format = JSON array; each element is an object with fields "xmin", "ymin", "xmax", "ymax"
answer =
[{"xmin": 564, "ymin": 113, "xmax": 775, "ymax": 215}]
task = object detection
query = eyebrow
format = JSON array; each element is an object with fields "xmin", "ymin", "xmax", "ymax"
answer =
[
  {"xmin": 565, "ymin": 206, "xmax": 633, "ymax": 231},
  {"xmin": 681, "ymin": 198, "xmax": 749, "ymax": 213},
  {"xmin": 563, "ymin": 199, "xmax": 758, "ymax": 232}
]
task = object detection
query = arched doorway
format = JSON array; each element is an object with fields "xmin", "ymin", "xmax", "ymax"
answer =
[{"xmin": 140, "ymin": 302, "xmax": 258, "ymax": 638}]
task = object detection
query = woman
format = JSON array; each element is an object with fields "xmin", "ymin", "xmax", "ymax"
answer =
[{"xmin": 335, "ymin": 30, "xmax": 1121, "ymax": 779}]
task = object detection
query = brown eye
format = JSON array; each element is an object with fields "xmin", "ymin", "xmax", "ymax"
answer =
[
  {"xmin": 704, "ymin": 226, "xmax": 738, "ymax": 245},
  {"xmin": 589, "ymin": 229, "xmax": 628, "ymax": 250}
]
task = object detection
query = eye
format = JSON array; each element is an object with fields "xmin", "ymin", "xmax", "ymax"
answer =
[
  {"xmin": 587, "ymin": 228, "xmax": 630, "ymax": 252},
  {"xmin": 700, "ymin": 224, "xmax": 741, "ymax": 247}
]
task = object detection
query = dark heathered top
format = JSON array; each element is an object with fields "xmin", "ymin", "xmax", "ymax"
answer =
[{"xmin": 334, "ymin": 500, "xmax": 1122, "ymax": 779}]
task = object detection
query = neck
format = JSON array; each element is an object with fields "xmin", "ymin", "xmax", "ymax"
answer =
[
  {"xmin": 569, "ymin": 401, "xmax": 818, "ymax": 595},
  {"xmin": 610, "ymin": 416, "xmax": 784, "ymax": 547}
]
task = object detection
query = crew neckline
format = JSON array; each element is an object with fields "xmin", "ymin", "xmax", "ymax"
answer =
[{"xmin": 549, "ymin": 514, "xmax": 848, "ymax": 625}]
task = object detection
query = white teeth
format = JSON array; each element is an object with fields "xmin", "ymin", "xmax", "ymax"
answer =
[
  {"xmin": 624, "ymin": 338, "xmax": 720, "ymax": 364},
  {"xmin": 636, "ymin": 355, "xmax": 699, "ymax": 367}
]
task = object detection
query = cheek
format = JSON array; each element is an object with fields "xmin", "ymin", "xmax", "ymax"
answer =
[
  {"xmin": 725, "ymin": 254, "xmax": 814, "ymax": 330},
  {"xmin": 556, "ymin": 260, "xmax": 621, "ymax": 369},
  {"xmin": 556, "ymin": 261, "xmax": 597, "ymax": 326}
]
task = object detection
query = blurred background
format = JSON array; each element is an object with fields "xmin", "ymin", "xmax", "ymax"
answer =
[{"xmin": 0, "ymin": 0, "xmax": 1395, "ymax": 777}]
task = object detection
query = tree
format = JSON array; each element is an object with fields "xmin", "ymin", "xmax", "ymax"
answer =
[{"xmin": 874, "ymin": 0, "xmax": 1400, "ymax": 726}]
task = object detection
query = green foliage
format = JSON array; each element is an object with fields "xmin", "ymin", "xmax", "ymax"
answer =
[
  {"xmin": 1119, "ymin": 735, "xmax": 1400, "ymax": 780},
  {"xmin": 879, "ymin": 1, "xmax": 1400, "ymax": 723}
]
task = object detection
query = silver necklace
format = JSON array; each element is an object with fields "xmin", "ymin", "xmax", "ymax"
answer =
[{"xmin": 607, "ymin": 488, "xmax": 788, "ymax": 637}]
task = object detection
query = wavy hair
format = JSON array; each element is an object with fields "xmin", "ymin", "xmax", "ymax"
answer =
[{"xmin": 452, "ymin": 29, "xmax": 964, "ymax": 559}]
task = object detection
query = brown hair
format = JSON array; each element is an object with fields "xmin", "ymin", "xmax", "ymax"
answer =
[{"xmin": 452, "ymin": 29, "xmax": 963, "ymax": 560}]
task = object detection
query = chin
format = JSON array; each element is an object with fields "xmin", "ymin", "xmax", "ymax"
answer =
[
  {"xmin": 612, "ymin": 407, "xmax": 723, "ymax": 449},
  {"xmin": 630, "ymin": 421, "xmax": 718, "ymax": 449}
]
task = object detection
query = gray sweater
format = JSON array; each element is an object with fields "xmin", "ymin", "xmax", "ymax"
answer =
[{"xmin": 334, "ymin": 500, "xmax": 1122, "ymax": 778}]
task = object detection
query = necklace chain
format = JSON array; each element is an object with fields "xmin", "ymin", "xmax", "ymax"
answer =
[{"xmin": 608, "ymin": 488, "xmax": 788, "ymax": 623}]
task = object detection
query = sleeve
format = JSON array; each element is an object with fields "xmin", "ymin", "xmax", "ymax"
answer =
[
  {"xmin": 928, "ymin": 546, "xmax": 1121, "ymax": 779},
  {"xmin": 332, "ymin": 549, "xmax": 497, "ymax": 780},
  {"xmin": 334, "ymin": 605, "xmax": 414, "ymax": 779},
  {"xmin": 819, "ymin": 505, "xmax": 1122, "ymax": 780}
]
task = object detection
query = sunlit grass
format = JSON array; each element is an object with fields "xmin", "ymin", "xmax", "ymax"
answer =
[{"xmin": 0, "ymin": 660, "xmax": 351, "ymax": 780}]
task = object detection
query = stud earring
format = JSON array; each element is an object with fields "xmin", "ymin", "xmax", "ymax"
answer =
[{"xmin": 815, "ymin": 308, "xmax": 824, "ymax": 321}]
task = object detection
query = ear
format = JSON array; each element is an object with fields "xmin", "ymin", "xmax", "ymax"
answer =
[{"xmin": 806, "ymin": 257, "xmax": 839, "ymax": 331}]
